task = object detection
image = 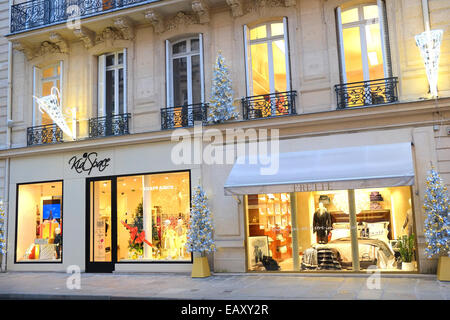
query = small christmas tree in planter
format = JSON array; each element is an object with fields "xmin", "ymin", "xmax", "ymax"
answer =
[
  {"xmin": 423, "ymin": 166, "xmax": 450, "ymax": 281},
  {"xmin": 186, "ymin": 185, "xmax": 216, "ymax": 277},
  {"xmin": 208, "ymin": 52, "xmax": 239, "ymax": 124}
]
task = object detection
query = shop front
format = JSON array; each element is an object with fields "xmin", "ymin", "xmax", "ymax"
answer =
[
  {"xmin": 225, "ymin": 142, "xmax": 421, "ymax": 273},
  {"xmin": 8, "ymin": 142, "xmax": 198, "ymax": 273}
]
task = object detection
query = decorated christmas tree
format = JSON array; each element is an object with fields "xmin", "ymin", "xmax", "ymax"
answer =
[
  {"xmin": 208, "ymin": 52, "xmax": 238, "ymax": 123},
  {"xmin": 0, "ymin": 201, "xmax": 6, "ymax": 258},
  {"xmin": 185, "ymin": 186, "xmax": 216, "ymax": 255},
  {"xmin": 423, "ymin": 166, "xmax": 450, "ymax": 258},
  {"xmin": 128, "ymin": 201, "xmax": 144, "ymax": 258}
]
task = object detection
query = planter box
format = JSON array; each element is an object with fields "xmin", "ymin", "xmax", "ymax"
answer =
[
  {"xmin": 192, "ymin": 256, "xmax": 211, "ymax": 278},
  {"xmin": 437, "ymin": 256, "xmax": 450, "ymax": 281}
]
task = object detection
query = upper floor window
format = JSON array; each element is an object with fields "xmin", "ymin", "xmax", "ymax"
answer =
[
  {"xmin": 33, "ymin": 62, "xmax": 62, "ymax": 126},
  {"xmin": 244, "ymin": 18, "xmax": 291, "ymax": 96},
  {"xmin": 98, "ymin": 50, "xmax": 127, "ymax": 117},
  {"xmin": 166, "ymin": 35, "xmax": 204, "ymax": 107},
  {"xmin": 336, "ymin": 1, "xmax": 392, "ymax": 84}
]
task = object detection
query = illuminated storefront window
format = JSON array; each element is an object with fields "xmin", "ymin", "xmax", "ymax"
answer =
[
  {"xmin": 246, "ymin": 187, "xmax": 417, "ymax": 272},
  {"xmin": 117, "ymin": 172, "xmax": 191, "ymax": 261},
  {"xmin": 247, "ymin": 193, "xmax": 293, "ymax": 271},
  {"xmin": 87, "ymin": 171, "xmax": 191, "ymax": 271},
  {"xmin": 16, "ymin": 181, "xmax": 63, "ymax": 262}
]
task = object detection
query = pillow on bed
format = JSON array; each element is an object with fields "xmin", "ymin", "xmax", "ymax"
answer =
[
  {"xmin": 333, "ymin": 223, "xmax": 350, "ymax": 229},
  {"xmin": 366, "ymin": 222, "xmax": 389, "ymax": 243},
  {"xmin": 331, "ymin": 228, "xmax": 350, "ymax": 241}
]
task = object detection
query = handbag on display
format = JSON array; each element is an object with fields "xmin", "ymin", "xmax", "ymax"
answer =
[{"xmin": 262, "ymin": 255, "xmax": 280, "ymax": 271}]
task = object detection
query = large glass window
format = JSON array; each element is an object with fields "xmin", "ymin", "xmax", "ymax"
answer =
[
  {"xmin": 98, "ymin": 50, "xmax": 126, "ymax": 117},
  {"xmin": 245, "ymin": 20, "xmax": 290, "ymax": 96},
  {"xmin": 247, "ymin": 193, "xmax": 293, "ymax": 271},
  {"xmin": 16, "ymin": 181, "xmax": 63, "ymax": 262},
  {"xmin": 166, "ymin": 36, "xmax": 204, "ymax": 107},
  {"xmin": 117, "ymin": 172, "xmax": 191, "ymax": 262},
  {"xmin": 337, "ymin": 3, "xmax": 390, "ymax": 83},
  {"xmin": 246, "ymin": 186, "xmax": 417, "ymax": 272},
  {"xmin": 33, "ymin": 63, "xmax": 62, "ymax": 126}
]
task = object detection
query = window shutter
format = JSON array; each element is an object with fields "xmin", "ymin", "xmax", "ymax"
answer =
[
  {"xmin": 199, "ymin": 33, "xmax": 205, "ymax": 104},
  {"xmin": 283, "ymin": 17, "xmax": 292, "ymax": 92},
  {"xmin": 59, "ymin": 60, "xmax": 63, "ymax": 105},
  {"xmin": 123, "ymin": 48, "xmax": 127, "ymax": 113},
  {"xmin": 378, "ymin": 0, "xmax": 392, "ymax": 78},
  {"xmin": 335, "ymin": 7, "xmax": 347, "ymax": 84},
  {"xmin": 98, "ymin": 54, "xmax": 106, "ymax": 117},
  {"xmin": 32, "ymin": 66, "xmax": 42, "ymax": 126},
  {"xmin": 243, "ymin": 24, "xmax": 251, "ymax": 96},
  {"xmin": 165, "ymin": 39, "xmax": 171, "ymax": 107}
]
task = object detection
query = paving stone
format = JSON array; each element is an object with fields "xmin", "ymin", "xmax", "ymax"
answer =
[{"xmin": 0, "ymin": 272, "xmax": 447, "ymax": 300}]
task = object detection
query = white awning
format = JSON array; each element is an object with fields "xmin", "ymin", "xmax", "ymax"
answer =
[{"xmin": 224, "ymin": 142, "xmax": 415, "ymax": 195}]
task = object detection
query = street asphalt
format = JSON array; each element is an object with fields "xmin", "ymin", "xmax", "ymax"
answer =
[{"xmin": 0, "ymin": 272, "xmax": 448, "ymax": 300}]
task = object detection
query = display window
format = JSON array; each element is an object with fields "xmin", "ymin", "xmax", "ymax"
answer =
[
  {"xmin": 15, "ymin": 181, "xmax": 63, "ymax": 262},
  {"xmin": 117, "ymin": 172, "xmax": 191, "ymax": 262},
  {"xmin": 245, "ymin": 186, "xmax": 417, "ymax": 272},
  {"xmin": 88, "ymin": 171, "xmax": 191, "ymax": 267},
  {"xmin": 246, "ymin": 193, "xmax": 293, "ymax": 271}
]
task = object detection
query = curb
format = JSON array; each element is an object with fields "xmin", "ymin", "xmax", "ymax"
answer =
[{"xmin": 0, "ymin": 293, "xmax": 184, "ymax": 300}]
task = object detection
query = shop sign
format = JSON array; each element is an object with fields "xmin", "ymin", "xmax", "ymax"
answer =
[{"xmin": 68, "ymin": 152, "xmax": 111, "ymax": 175}]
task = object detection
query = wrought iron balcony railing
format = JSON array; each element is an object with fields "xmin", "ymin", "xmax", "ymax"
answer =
[
  {"xmin": 242, "ymin": 91, "xmax": 297, "ymax": 120},
  {"xmin": 10, "ymin": 0, "xmax": 159, "ymax": 33},
  {"xmin": 335, "ymin": 77, "xmax": 399, "ymax": 109},
  {"xmin": 27, "ymin": 123, "xmax": 64, "ymax": 146},
  {"xmin": 161, "ymin": 103, "xmax": 208, "ymax": 130},
  {"xmin": 88, "ymin": 113, "xmax": 131, "ymax": 138}
]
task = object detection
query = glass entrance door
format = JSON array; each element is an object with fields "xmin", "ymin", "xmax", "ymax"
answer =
[{"xmin": 86, "ymin": 178, "xmax": 116, "ymax": 272}]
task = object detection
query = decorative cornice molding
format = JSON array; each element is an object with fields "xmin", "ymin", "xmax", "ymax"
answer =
[
  {"xmin": 144, "ymin": 9, "xmax": 165, "ymax": 34},
  {"xmin": 49, "ymin": 32, "xmax": 69, "ymax": 54},
  {"xmin": 96, "ymin": 27, "xmax": 125, "ymax": 43},
  {"xmin": 226, "ymin": 0, "xmax": 244, "ymax": 17},
  {"xmin": 254, "ymin": 0, "xmax": 284, "ymax": 8},
  {"xmin": 251, "ymin": 0, "xmax": 295, "ymax": 10},
  {"xmin": 73, "ymin": 26, "xmax": 96, "ymax": 49},
  {"xmin": 284, "ymin": 0, "xmax": 296, "ymax": 6},
  {"xmin": 113, "ymin": 16, "xmax": 135, "ymax": 40},
  {"xmin": 192, "ymin": 0, "xmax": 210, "ymax": 24},
  {"xmin": 37, "ymin": 41, "xmax": 61, "ymax": 56},
  {"xmin": 13, "ymin": 41, "xmax": 34, "ymax": 60},
  {"xmin": 166, "ymin": 12, "xmax": 199, "ymax": 32},
  {"xmin": 14, "ymin": 34, "xmax": 69, "ymax": 60}
]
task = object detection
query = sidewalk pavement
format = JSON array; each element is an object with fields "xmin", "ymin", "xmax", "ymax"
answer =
[{"xmin": 0, "ymin": 272, "xmax": 448, "ymax": 300}]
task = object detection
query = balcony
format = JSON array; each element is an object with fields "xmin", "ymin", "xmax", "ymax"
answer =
[
  {"xmin": 88, "ymin": 113, "xmax": 131, "ymax": 138},
  {"xmin": 10, "ymin": 0, "xmax": 160, "ymax": 33},
  {"xmin": 242, "ymin": 91, "xmax": 297, "ymax": 120},
  {"xmin": 335, "ymin": 77, "xmax": 399, "ymax": 110},
  {"xmin": 27, "ymin": 123, "xmax": 64, "ymax": 146},
  {"xmin": 161, "ymin": 103, "xmax": 208, "ymax": 130}
]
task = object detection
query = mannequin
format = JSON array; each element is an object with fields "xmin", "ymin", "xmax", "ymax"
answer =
[
  {"xmin": 54, "ymin": 227, "xmax": 62, "ymax": 260},
  {"xmin": 162, "ymin": 219, "xmax": 176, "ymax": 259},
  {"xmin": 313, "ymin": 202, "xmax": 332, "ymax": 244},
  {"xmin": 402, "ymin": 198, "xmax": 413, "ymax": 236},
  {"xmin": 174, "ymin": 218, "xmax": 187, "ymax": 258}
]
